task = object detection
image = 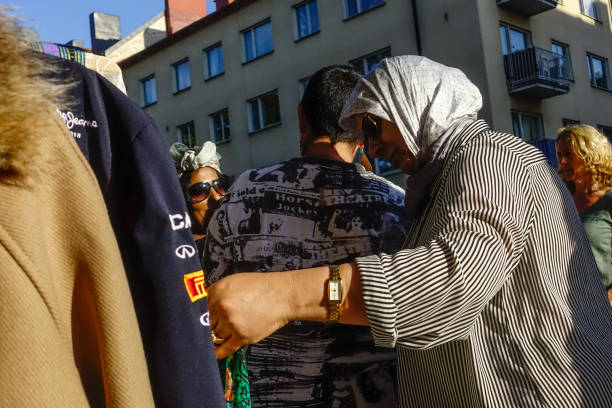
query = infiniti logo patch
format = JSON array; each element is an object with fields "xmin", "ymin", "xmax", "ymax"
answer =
[{"xmin": 175, "ymin": 244, "xmax": 196, "ymax": 259}]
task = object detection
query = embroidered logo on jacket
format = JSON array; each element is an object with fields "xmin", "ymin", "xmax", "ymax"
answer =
[{"xmin": 184, "ymin": 270, "xmax": 207, "ymax": 302}]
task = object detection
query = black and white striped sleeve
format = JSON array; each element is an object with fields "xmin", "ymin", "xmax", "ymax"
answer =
[{"xmin": 356, "ymin": 140, "xmax": 532, "ymax": 349}]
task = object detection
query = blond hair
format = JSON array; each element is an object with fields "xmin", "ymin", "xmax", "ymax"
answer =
[
  {"xmin": 0, "ymin": 9, "xmax": 71, "ymax": 184},
  {"xmin": 557, "ymin": 125, "xmax": 612, "ymax": 191}
]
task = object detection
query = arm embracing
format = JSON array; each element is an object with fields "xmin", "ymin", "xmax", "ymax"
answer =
[{"xmin": 357, "ymin": 147, "xmax": 532, "ymax": 349}]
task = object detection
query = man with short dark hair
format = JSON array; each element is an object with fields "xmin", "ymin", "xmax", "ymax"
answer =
[{"xmin": 204, "ymin": 65, "xmax": 409, "ymax": 407}]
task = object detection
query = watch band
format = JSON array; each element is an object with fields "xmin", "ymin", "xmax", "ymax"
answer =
[{"xmin": 328, "ymin": 265, "xmax": 342, "ymax": 321}]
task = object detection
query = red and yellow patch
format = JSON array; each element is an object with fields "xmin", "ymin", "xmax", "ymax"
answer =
[{"xmin": 184, "ymin": 270, "xmax": 207, "ymax": 302}]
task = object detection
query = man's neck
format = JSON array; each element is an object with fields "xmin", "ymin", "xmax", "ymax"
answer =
[{"xmin": 303, "ymin": 137, "xmax": 356, "ymax": 163}]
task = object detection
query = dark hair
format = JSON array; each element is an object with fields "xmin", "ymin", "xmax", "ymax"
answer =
[
  {"xmin": 300, "ymin": 65, "xmax": 362, "ymax": 144},
  {"xmin": 179, "ymin": 171, "xmax": 194, "ymax": 212}
]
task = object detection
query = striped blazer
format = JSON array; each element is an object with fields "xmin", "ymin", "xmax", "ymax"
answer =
[{"xmin": 357, "ymin": 120, "xmax": 612, "ymax": 407}]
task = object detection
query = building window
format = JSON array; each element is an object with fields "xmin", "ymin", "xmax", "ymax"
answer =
[
  {"xmin": 350, "ymin": 47, "xmax": 391, "ymax": 75},
  {"xmin": 562, "ymin": 118, "xmax": 580, "ymax": 126},
  {"xmin": 294, "ymin": 1, "xmax": 320, "ymax": 40},
  {"xmin": 247, "ymin": 90, "xmax": 281, "ymax": 133},
  {"xmin": 344, "ymin": 0, "xmax": 385, "ymax": 19},
  {"xmin": 177, "ymin": 121, "xmax": 196, "ymax": 147},
  {"xmin": 551, "ymin": 40, "xmax": 573, "ymax": 80},
  {"xmin": 587, "ymin": 53, "xmax": 611, "ymax": 90},
  {"xmin": 205, "ymin": 43, "xmax": 224, "ymax": 79},
  {"xmin": 579, "ymin": 0, "xmax": 598, "ymax": 19},
  {"xmin": 242, "ymin": 20, "xmax": 274, "ymax": 62},
  {"xmin": 209, "ymin": 109, "xmax": 231, "ymax": 143},
  {"xmin": 598, "ymin": 125, "xmax": 612, "ymax": 142},
  {"xmin": 140, "ymin": 75, "xmax": 157, "ymax": 106},
  {"xmin": 511, "ymin": 111, "xmax": 544, "ymax": 142},
  {"xmin": 499, "ymin": 23, "xmax": 530, "ymax": 55},
  {"xmin": 373, "ymin": 158, "xmax": 397, "ymax": 176},
  {"xmin": 299, "ymin": 77, "xmax": 310, "ymax": 100},
  {"xmin": 173, "ymin": 59, "xmax": 191, "ymax": 93}
]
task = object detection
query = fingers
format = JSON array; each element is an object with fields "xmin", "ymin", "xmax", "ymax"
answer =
[{"xmin": 215, "ymin": 336, "xmax": 243, "ymax": 359}]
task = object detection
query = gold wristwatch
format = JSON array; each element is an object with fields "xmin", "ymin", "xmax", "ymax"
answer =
[{"xmin": 328, "ymin": 265, "xmax": 343, "ymax": 321}]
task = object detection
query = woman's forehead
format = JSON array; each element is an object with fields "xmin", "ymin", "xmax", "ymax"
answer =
[{"xmin": 190, "ymin": 166, "xmax": 219, "ymax": 184}]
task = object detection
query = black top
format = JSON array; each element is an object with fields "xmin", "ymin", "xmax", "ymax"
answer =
[{"xmin": 47, "ymin": 56, "xmax": 224, "ymax": 408}]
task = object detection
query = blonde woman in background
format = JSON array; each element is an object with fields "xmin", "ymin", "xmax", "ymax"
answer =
[{"xmin": 556, "ymin": 125, "xmax": 612, "ymax": 304}]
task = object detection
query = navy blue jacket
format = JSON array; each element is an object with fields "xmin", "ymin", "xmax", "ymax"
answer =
[{"xmin": 48, "ymin": 56, "xmax": 225, "ymax": 408}]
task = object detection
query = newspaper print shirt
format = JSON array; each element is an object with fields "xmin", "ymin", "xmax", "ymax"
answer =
[{"xmin": 204, "ymin": 157, "xmax": 410, "ymax": 408}]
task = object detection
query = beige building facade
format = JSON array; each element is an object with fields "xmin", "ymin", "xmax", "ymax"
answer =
[{"xmin": 119, "ymin": 0, "xmax": 612, "ymax": 180}]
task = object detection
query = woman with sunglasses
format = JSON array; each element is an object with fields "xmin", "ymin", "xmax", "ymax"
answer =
[
  {"xmin": 206, "ymin": 56, "xmax": 612, "ymax": 406},
  {"xmin": 171, "ymin": 142, "xmax": 250, "ymax": 407},
  {"xmin": 171, "ymin": 141, "xmax": 230, "ymax": 256}
]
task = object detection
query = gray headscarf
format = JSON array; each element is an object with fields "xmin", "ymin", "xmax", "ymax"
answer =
[
  {"xmin": 170, "ymin": 141, "xmax": 222, "ymax": 179},
  {"xmin": 339, "ymin": 55, "xmax": 482, "ymax": 162},
  {"xmin": 339, "ymin": 56, "xmax": 483, "ymax": 218}
]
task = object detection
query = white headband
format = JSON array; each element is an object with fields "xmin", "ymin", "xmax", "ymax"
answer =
[{"xmin": 170, "ymin": 141, "xmax": 222, "ymax": 178}]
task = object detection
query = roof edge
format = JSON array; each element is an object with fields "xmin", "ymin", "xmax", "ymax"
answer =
[
  {"xmin": 106, "ymin": 11, "xmax": 165, "ymax": 55},
  {"xmin": 118, "ymin": 0, "xmax": 258, "ymax": 69}
]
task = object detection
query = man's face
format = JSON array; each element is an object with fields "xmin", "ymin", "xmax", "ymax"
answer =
[{"xmin": 555, "ymin": 137, "xmax": 586, "ymax": 183}]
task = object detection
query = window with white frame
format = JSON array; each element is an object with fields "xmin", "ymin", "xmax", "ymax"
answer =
[
  {"xmin": 172, "ymin": 59, "xmax": 191, "ymax": 92},
  {"xmin": 350, "ymin": 47, "xmax": 391, "ymax": 75},
  {"xmin": 587, "ymin": 53, "xmax": 611, "ymax": 90},
  {"xmin": 294, "ymin": 1, "xmax": 319, "ymax": 40},
  {"xmin": 242, "ymin": 20, "xmax": 274, "ymax": 62},
  {"xmin": 499, "ymin": 23, "xmax": 530, "ymax": 55},
  {"xmin": 344, "ymin": 0, "xmax": 385, "ymax": 19},
  {"xmin": 204, "ymin": 43, "xmax": 224, "ymax": 79},
  {"xmin": 511, "ymin": 111, "xmax": 544, "ymax": 142},
  {"xmin": 209, "ymin": 109, "xmax": 230, "ymax": 143},
  {"xmin": 247, "ymin": 90, "xmax": 281, "ymax": 133},
  {"xmin": 551, "ymin": 40, "xmax": 573, "ymax": 80},
  {"xmin": 177, "ymin": 121, "xmax": 196, "ymax": 147},
  {"xmin": 140, "ymin": 75, "xmax": 157, "ymax": 106},
  {"xmin": 579, "ymin": 0, "xmax": 598, "ymax": 19}
]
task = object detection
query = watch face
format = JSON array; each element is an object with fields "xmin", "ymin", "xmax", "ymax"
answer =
[{"xmin": 329, "ymin": 281, "xmax": 341, "ymax": 301}]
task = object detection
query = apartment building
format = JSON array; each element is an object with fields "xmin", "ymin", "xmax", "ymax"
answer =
[{"xmin": 118, "ymin": 0, "xmax": 612, "ymax": 180}]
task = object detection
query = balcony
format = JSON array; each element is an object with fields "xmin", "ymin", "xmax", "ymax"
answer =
[
  {"xmin": 496, "ymin": 0, "xmax": 558, "ymax": 16},
  {"xmin": 503, "ymin": 47, "xmax": 571, "ymax": 99}
]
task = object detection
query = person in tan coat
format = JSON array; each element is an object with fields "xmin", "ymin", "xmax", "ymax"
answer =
[{"xmin": 0, "ymin": 11, "xmax": 154, "ymax": 407}]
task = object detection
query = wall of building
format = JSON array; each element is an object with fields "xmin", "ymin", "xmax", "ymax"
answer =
[
  {"xmin": 476, "ymin": 0, "xmax": 612, "ymax": 138},
  {"xmin": 120, "ymin": 0, "xmax": 612, "ymax": 180},
  {"xmin": 121, "ymin": 0, "xmax": 418, "ymax": 179},
  {"xmin": 415, "ymin": 0, "xmax": 494, "ymax": 125}
]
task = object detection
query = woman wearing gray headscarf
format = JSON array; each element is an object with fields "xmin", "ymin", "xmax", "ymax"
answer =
[{"xmin": 207, "ymin": 56, "xmax": 612, "ymax": 407}]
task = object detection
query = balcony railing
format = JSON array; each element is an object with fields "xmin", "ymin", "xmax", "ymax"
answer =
[
  {"xmin": 496, "ymin": 0, "xmax": 558, "ymax": 16},
  {"xmin": 503, "ymin": 47, "xmax": 571, "ymax": 98}
]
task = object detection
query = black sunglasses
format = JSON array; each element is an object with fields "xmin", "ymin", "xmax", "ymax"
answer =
[
  {"xmin": 188, "ymin": 175, "xmax": 230, "ymax": 203},
  {"xmin": 362, "ymin": 113, "xmax": 382, "ymax": 152}
]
